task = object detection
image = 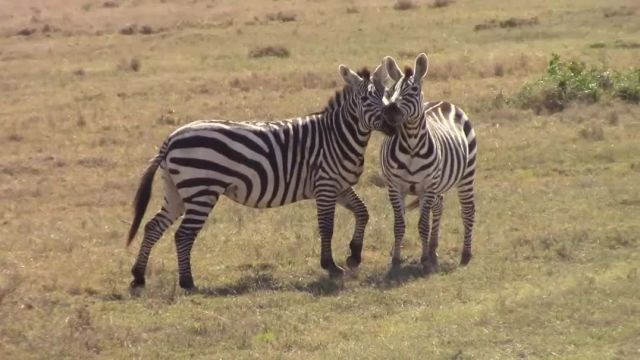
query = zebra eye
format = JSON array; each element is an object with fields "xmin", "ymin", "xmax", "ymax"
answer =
[
  {"xmin": 360, "ymin": 95, "xmax": 368, "ymax": 101},
  {"xmin": 410, "ymin": 85, "xmax": 420, "ymax": 92}
]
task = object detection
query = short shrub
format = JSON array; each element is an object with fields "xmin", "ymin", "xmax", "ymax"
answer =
[{"xmin": 511, "ymin": 54, "xmax": 640, "ymax": 113}]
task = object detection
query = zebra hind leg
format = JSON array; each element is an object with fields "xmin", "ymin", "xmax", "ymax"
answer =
[
  {"xmin": 338, "ymin": 188, "xmax": 369, "ymax": 270},
  {"xmin": 457, "ymin": 175, "xmax": 475, "ymax": 265},
  {"xmin": 131, "ymin": 173, "xmax": 184, "ymax": 289},
  {"xmin": 174, "ymin": 190, "xmax": 219, "ymax": 291},
  {"xmin": 424, "ymin": 194, "xmax": 444, "ymax": 273}
]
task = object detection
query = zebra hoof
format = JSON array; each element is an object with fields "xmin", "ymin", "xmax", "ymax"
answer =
[
  {"xmin": 328, "ymin": 266, "xmax": 345, "ymax": 279},
  {"xmin": 346, "ymin": 255, "xmax": 361, "ymax": 270},
  {"xmin": 390, "ymin": 256, "xmax": 405, "ymax": 268},
  {"xmin": 460, "ymin": 251, "xmax": 472, "ymax": 266},
  {"xmin": 130, "ymin": 277, "xmax": 145, "ymax": 288},
  {"xmin": 129, "ymin": 280, "xmax": 145, "ymax": 297},
  {"xmin": 421, "ymin": 262, "xmax": 438, "ymax": 275},
  {"xmin": 182, "ymin": 286, "xmax": 200, "ymax": 295},
  {"xmin": 421, "ymin": 255, "xmax": 439, "ymax": 275}
]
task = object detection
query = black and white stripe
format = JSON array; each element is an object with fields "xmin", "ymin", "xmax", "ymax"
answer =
[
  {"xmin": 379, "ymin": 54, "xmax": 477, "ymax": 273},
  {"xmin": 126, "ymin": 64, "xmax": 388, "ymax": 290}
]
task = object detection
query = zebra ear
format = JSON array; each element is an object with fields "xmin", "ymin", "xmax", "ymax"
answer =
[
  {"xmin": 372, "ymin": 64, "xmax": 386, "ymax": 93},
  {"xmin": 384, "ymin": 56, "xmax": 403, "ymax": 81},
  {"xmin": 414, "ymin": 53, "xmax": 429, "ymax": 82},
  {"xmin": 339, "ymin": 65, "xmax": 363, "ymax": 86}
]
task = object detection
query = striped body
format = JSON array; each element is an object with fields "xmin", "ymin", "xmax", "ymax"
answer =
[
  {"xmin": 126, "ymin": 66, "xmax": 388, "ymax": 290},
  {"xmin": 166, "ymin": 116, "xmax": 368, "ymax": 209}
]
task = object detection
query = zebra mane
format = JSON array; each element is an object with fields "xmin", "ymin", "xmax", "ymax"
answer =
[
  {"xmin": 404, "ymin": 66, "xmax": 414, "ymax": 78},
  {"xmin": 357, "ymin": 68, "xmax": 370, "ymax": 80},
  {"xmin": 307, "ymin": 69, "xmax": 370, "ymax": 117}
]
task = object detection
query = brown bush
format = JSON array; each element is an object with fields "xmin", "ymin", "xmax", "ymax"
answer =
[
  {"xmin": 102, "ymin": 1, "xmax": 119, "ymax": 8},
  {"xmin": 430, "ymin": 0, "xmax": 454, "ymax": 8},
  {"xmin": 17, "ymin": 28, "xmax": 36, "ymax": 36},
  {"xmin": 119, "ymin": 24, "xmax": 137, "ymax": 35},
  {"xmin": 249, "ymin": 46, "xmax": 290, "ymax": 59},
  {"xmin": 393, "ymin": 0, "xmax": 417, "ymax": 11}
]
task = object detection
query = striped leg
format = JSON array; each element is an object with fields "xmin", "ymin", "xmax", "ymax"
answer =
[
  {"xmin": 316, "ymin": 190, "xmax": 343, "ymax": 278},
  {"xmin": 131, "ymin": 173, "xmax": 184, "ymax": 288},
  {"xmin": 338, "ymin": 187, "xmax": 369, "ymax": 270},
  {"xmin": 458, "ymin": 182, "xmax": 475, "ymax": 265},
  {"xmin": 388, "ymin": 187, "xmax": 406, "ymax": 269},
  {"xmin": 419, "ymin": 192, "xmax": 437, "ymax": 274},
  {"xmin": 174, "ymin": 190, "xmax": 219, "ymax": 290},
  {"xmin": 426, "ymin": 194, "xmax": 444, "ymax": 272}
]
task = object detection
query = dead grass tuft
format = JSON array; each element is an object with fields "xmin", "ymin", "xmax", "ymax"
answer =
[
  {"xmin": 603, "ymin": 6, "xmax": 636, "ymax": 18},
  {"xmin": 118, "ymin": 58, "xmax": 141, "ymax": 72},
  {"xmin": 248, "ymin": 45, "xmax": 290, "ymax": 58},
  {"xmin": 579, "ymin": 124, "xmax": 605, "ymax": 141},
  {"xmin": 346, "ymin": 6, "xmax": 360, "ymax": 14},
  {"xmin": 265, "ymin": 11, "xmax": 297, "ymax": 22},
  {"xmin": 475, "ymin": 17, "xmax": 539, "ymax": 31},
  {"xmin": 7, "ymin": 133, "xmax": 24, "ymax": 142},
  {"xmin": 613, "ymin": 40, "xmax": 640, "ymax": 49},
  {"xmin": 77, "ymin": 156, "xmax": 111, "ymax": 168},
  {"xmin": 393, "ymin": 0, "xmax": 418, "ymax": 11}
]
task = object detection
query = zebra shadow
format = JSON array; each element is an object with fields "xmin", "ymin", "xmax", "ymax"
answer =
[
  {"xmin": 361, "ymin": 259, "xmax": 459, "ymax": 289},
  {"xmin": 197, "ymin": 266, "xmax": 344, "ymax": 297}
]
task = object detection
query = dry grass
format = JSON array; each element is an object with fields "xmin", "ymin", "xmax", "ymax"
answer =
[{"xmin": 1, "ymin": 0, "xmax": 639, "ymax": 358}]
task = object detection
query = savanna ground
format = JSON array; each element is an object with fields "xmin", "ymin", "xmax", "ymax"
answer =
[{"xmin": 1, "ymin": 0, "xmax": 639, "ymax": 358}]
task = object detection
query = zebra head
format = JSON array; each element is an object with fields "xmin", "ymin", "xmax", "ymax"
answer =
[
  {"xmin": 381, "ymin": 53, "xmax": 429, "ymax": 128},
  {"xmin": 338, "ymin": 63, "xmax": 395, "ymax": 136}
]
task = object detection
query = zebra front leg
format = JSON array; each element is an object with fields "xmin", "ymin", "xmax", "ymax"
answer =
[
  {"xmin": 316, "ymin": 191, "xmax": 343, "ymax": 278},
  {"xmin": 388, "ymin": 188, "xmax": 406, "ymax": 270},
  {"xmin": 425, "ymin": 194, "xmax": 444, "ymax": 273},
  {"xmin": 173, "ymin": 193, "xmax": 218, "ymax": 291},
  {"xmin": 338, "ymin": 187, "xmax": 369, "ymax": 270},
  {"xmin": 418, "ymin": 193, "xmax": 436, "ymax": 274},
  {"xmin": 131, "ymin": 174, "xmax": 184, "ymax": 289}
]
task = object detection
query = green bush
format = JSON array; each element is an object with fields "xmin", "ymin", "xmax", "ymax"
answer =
[{"xmin": 512, "ymin": 54, "xmax": 640, "ymax": 113}]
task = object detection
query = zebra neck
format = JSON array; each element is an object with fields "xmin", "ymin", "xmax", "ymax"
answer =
[{"xmin": 401, "ymin": 114, "xmax": 425, "ymax": 138}]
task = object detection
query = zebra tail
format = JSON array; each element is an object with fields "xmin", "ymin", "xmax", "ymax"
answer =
[{"xmin": 126, "ymin": 145, "xmax": 167, "ymax": 246}]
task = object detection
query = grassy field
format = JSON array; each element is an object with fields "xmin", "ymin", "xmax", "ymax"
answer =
[{"xmin": 1, "ymin": 0, "xmax": 639, "ymax": 358}]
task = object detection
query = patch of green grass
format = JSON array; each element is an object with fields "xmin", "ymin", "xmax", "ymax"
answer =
[{"xmin": 512, "ymin": 54, "xmax": 640, "ymax": 113}]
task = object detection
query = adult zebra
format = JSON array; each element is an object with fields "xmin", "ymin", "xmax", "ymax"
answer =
[
  {"xmin": 378, "ymin": 53, "xmax": 477, "ymax": 273},
  {"xmin": 126, "ymin": 64, "xmax": 391, "ymax": 291}
]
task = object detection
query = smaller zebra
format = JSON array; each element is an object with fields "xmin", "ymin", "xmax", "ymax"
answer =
[{"xmin": 379, "ymin": 53, "xmax": 477, "ymax": 273}]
